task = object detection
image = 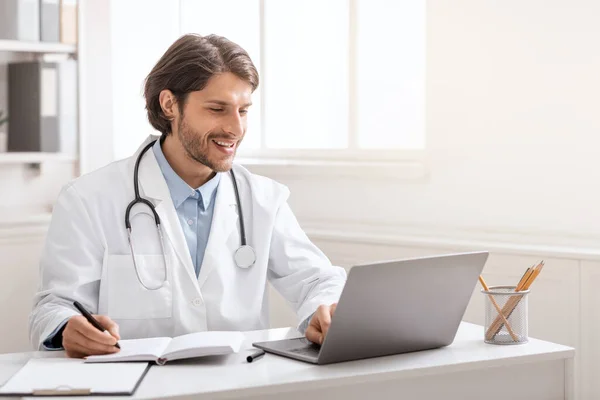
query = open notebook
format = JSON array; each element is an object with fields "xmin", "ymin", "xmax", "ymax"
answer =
[{"xmin": 85, "ymin": 331, "xmax": 245, "ymax": 365}]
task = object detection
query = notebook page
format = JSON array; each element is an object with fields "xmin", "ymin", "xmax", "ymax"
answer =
[
  {"xmin": 0, "ymin": 358, "xmax": 148, "ymax": 395},
  {"xmin": 85, "ymin": 337, "xmax": 171, "ymax": 363},
  {"xmin": 162, "ymin": 331, "xmax": 245, "ymax": 359}
]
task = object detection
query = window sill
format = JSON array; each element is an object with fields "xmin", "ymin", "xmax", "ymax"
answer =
[{"xmin": 236, "ymin": 157, "xmax": 429, "ymax": 181}]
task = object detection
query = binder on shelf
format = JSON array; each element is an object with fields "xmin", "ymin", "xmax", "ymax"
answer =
[
  {"xmin": 8, "ymin": 61, "xmax": 60, "ymax": 152},
  {"xmin": 59, "ymin": 0, "xmax": 78, "ymax": 45},
  {"xmin": 0, "ymin": 0, "xmax": 40, "ymax": 41},
  {"xmin": 40, "ymin": 0, "xmax": 60, "ymax": 42}
]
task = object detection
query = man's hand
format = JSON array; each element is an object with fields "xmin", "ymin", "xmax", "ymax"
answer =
[
  {"xmin": 63, "ymin": 315, "xmax": 121, "ymax": 358},
  {"xmin": 305, "ymin": 303, "xmax": 337, "ymax": 345}
]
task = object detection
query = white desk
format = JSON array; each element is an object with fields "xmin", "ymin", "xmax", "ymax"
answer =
[{"xmin": 0, "ymin": 322, "xmax": 574, "ymax": 400}]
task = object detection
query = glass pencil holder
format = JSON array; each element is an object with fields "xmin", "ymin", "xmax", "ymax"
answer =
[{"xmin": 482, "ymin": 285, "xmax": 529, "ymax": 345}]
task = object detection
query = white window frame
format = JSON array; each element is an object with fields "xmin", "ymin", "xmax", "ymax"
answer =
[{"xmin": 236, "ymin": 0, "xmax": 427, "ymax": 180}]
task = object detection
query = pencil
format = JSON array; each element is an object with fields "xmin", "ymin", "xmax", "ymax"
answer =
[
  {"xmin": 479, "ymin": 276, "xmax": 519, "ymax": 341},
  {"xmin": 522, "ymin": 262, "xmax": 544, "ymax": 290},
  {"xmin": 485, "ymin": 261, "xmax": 544, "ymax": 340},
  {"xmin": 516, "ymin": 267, "xmax": 532, "ymax": 289}
]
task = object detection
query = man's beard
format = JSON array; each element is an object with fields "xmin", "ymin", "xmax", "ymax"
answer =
[{"xmin": 177, "ymin": 118, "xmax": 238, "ymax": 172}]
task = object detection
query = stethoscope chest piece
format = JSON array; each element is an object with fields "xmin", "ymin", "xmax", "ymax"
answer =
[{"xmin": 234, "ymin": 245, "xmax": 256, "ymax": 269}]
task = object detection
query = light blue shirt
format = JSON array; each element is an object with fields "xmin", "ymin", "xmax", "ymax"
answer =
[{"xmin": 152, "ymin": 140, "xmax": 220, "ymax": 277}]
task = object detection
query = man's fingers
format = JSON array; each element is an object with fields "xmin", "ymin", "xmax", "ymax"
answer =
[
  {"xmin": 318, "ymin": 306, "xmax": 332, "ymax": 339},
  {"xmin": 69, "ymin": 333, "xmax": 120, "ymax": 355},
  {"xmin": 107, "ymin": 327, "xmax": 120, "ymax": 341},
  {"xmin": 305, "ymin": 325, "xmax": 324, "ymax": 345},
  {"xmin": 71, "ymin": 330, "xmax": 119, "ymax": 353},
  {"xmin": 63, "ymin": 337, "xmax": 92, "ymax": 358},
  {"xmin": 63, "ymin": 332, "xmax": 119, "ymax": 357},
  {"xmin": 73, "ymin": 323, "xmax": 118, "ymax": 346},
  {"xmin": 95, "ymin": 315, "xmax": 121, "ymax": 340},
  {"xmin": 304, "ymin": 304, "xmax": 340, "ymax": 345},
  {"xmin": 64, "ymin": 342, "xmax": 86, "ymax": 358}
]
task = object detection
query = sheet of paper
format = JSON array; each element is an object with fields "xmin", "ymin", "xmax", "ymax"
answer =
[
  {"xmin": 85, "ymin": 337, "xmax": 170, "ymax": 363},
  {"xmin": 0, "ymin": 358, "xmax": 148, "ymax": 395},
  {"xmin": 164, "ymin": 331, "xmax": 245, "ymax": 357}
]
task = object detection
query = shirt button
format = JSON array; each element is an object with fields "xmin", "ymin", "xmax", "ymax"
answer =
[
  {"xmin": 192, "ymin": 298, "xmax": 202, "ymax": 306},
  {"xmin": 187, "ymin": 219, "xmax": 193, "ymax": 225}
]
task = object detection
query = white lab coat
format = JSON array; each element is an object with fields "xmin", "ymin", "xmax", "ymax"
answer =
[{"xmin": 29, "ymin": 135, "xmax": 347, "ymax": 350}]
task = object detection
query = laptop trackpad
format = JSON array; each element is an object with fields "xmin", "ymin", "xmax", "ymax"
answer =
[{"xmin": 260, "ymin": 337, "xmax": 321, "ymax": 357}]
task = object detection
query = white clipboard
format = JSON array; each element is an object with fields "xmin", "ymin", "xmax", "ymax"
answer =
[{"xmin": 0, "ymin": 358, "xmax": 150, "ymax": 396}]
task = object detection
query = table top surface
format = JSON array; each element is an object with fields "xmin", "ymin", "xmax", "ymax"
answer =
[{"xmin": 0, "ymin": 322, "xmax": 574, "ymax": 399}]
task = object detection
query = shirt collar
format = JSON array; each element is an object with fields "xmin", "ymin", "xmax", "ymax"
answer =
[{"xmin": 152, "ymin": 139, "xmax": 221, "ymax": 210}]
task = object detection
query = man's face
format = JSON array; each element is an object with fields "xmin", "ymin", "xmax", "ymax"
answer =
[{"xmin": 175, "ymin": 72, "xmax": 253, "ymax": 172}]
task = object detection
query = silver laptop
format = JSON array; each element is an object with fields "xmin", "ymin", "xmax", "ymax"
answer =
[{"xmin": 252, "ymin": 251, "xmax": 489, "ymax": 365}]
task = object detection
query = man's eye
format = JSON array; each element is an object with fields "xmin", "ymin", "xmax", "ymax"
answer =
[
  {"xmin": 239, "ymin": 109, "xmax": 248, "ymax": 115},
  {"xmin": 210, "ymin": 108, "xmax": 224, "ymax": 112}
]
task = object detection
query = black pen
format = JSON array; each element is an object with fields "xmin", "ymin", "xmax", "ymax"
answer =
[
  {"xmin": 246, "ymin": 349, "xmax": 265, "ymax": 363},
  {"xmin": 73, "ymin": 301, "xmax": 121, "ymax": 349}
]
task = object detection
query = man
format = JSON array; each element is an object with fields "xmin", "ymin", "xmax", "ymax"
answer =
[{"xmin": 29, "ymin": 34, "xmax": 347, "ymax": 358}]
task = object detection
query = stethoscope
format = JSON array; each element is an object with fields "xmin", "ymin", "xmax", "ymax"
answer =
[{"xmin": 125, "ymin": 140, "xmax": 256, "ymax": 291}]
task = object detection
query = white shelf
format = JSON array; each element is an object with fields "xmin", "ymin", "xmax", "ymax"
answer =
[
  {"xmin": 0, "ymin": 152, "xmax": 77, "ymax": 164},
  {"xmin": 0, "ymin": 40, "xmax": 76, "ymax": 54}
]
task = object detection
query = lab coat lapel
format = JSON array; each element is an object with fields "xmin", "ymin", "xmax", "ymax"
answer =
[
  {"xmin": 133, "ymin": 140, "xmax": 200, "ymax": 292},
  {"xmin": 197, "ymin": 170, "xmax": 239, "ymax": 289}
]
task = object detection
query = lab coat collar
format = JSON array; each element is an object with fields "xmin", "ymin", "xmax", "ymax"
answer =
[{"xmin": 131, "ymin": 135, "xmax": 199, "ymax": 291}]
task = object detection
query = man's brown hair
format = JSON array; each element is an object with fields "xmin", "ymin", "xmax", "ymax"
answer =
[{"xmin": 144, "ymin": 34, "xmax": 259, "ymax": 135}]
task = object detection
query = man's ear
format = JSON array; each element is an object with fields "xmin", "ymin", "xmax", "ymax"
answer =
[{"xmin": 159, "ymin": 89, "xmax": 178, "ymax": 121}]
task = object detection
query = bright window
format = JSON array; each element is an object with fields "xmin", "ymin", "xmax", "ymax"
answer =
[{"xmin": 180, "ymin": 0, "xmax": 425, "ymax": 159}]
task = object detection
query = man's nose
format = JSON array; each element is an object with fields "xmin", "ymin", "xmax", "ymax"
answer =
[{"xmin": 223, "ymin": 113, "xmax": 244, "ymax": 136}]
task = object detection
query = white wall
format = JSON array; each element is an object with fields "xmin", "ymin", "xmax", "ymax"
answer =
[
  {"xmin": 88, "ymin": 0, "xmax": 600, "ymax": 247},
  {"xmin": 77, "ymin": 0, "xmax": 180, "ymax": 172},
  {"xmin": 264, "ymin": 0, "xmax": 600, "ymax": 250},
  {"xmin": 3, "ymin": 2, "xmax": 598, "ymax": 240},
  {"xmin": 109, "ymin": 0, "xmax": 180, "ymax": 161},
  {"xmin": 0, "ymin": 223, "xmax": 48, "ymax": 353},
  {"xmin": 77, "ymin": 0, "xmax": 114, "ymax": 174}
]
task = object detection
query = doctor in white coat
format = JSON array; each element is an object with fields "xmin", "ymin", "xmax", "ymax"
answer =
[{"xmin": 29, "ymin": 34, "xmax": 347, "ymax": 357}]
